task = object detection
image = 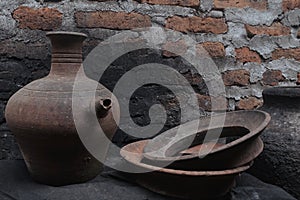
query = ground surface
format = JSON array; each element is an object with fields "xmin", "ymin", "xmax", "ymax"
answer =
[{"xmin": 0, "ymin": 160, "xmax": 296, "ymax": 200}]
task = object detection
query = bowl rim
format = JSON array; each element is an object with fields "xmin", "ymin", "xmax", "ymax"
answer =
[
  {"xmin": 120, "ymin": 139, "xmax": 252, "ymax": 176},
  {"xmin": 143, "ymin": 110, "xmax": 270, "ymax": 162}
]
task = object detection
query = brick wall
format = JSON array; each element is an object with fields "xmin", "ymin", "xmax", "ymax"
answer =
[{"xmin": 1, "ymin": 0, "xmax": 300, "ymax": 158}]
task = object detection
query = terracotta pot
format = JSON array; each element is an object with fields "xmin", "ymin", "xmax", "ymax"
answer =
[
  {"xmin": 120, "ymin": 140, "xmax": 251, "ymax": 200},
  {"xmin": 251, "ymin": 86, "xmax": 300, "ymax": 199},
  {"xmin": 5, "ymin": 31, "xmax": 119, "ymax": 186}
]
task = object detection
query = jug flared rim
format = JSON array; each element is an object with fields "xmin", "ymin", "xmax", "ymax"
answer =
[{"xmin": 46, "ymin": 31, "xmax": 87, "ymax": 38}]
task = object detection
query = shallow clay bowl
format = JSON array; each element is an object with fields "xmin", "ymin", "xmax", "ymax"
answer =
[
  {"xmin": 120, "ymin": 140, "xmax": 251, "ymax": 200},
  {"xmin": 143, "ymin": 110, "xmax": 270, "ymax": 170}
]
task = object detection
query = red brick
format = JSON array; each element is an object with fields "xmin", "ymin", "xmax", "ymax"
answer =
[
  {"xmin": 214, "ymin": 0, "xmax": 268, "ymax": 10},
  {"xmin": 222, "ymin": 69, "xmax": 250, "ymax": 86},
  {"xmin": 262, "ymin": 70, "xmax": 285, "ymax": 86},
  {"xmin": 245, "ymin": 23, "xmax": 291, "ymax": 37},
  {"xmin": 162, "ymin": 40, "xmax": 188, "ymax": 57},
  {"xmin": 297, "ymin": 29, "xmax": 300, "ymax": 38},
  {"xmin": 197, "ymin": 94, "xmax": 228, "ymax": 111},
  {"xmin": 235, "ymin": 47, "xmax": 261, "ymax": 63},
  {"xmin": 136, "ymin": 0, "xmax": 200, "ymax": 7},
  {"xmin": 183, "ymin": 71, "xmax": 205, "ymax": 86},
  {"xmin": 236, "ymin": 97, "xmax": 262, "ymax": 110},
  {"xmin": 13, "ymin": 6, "xmax": 62, "ymax": 30},
  {"xmin": 75, "ymin": 11, "xmax": 151, "ymax": 29},
  {"xmin": 272, "ymin": 48, "xmax": 300, "ymax": 61},
  {"xmin": 282, "ymin": 0, "xmax": 300, "ymax": 12},
  {"xmin": 163, "ymin": 97, "xmax": 179, "ymax": 110},
  {"xmin": 166, "ymin": 16, "xmax": 228, "ymax": 34},
  {"xmin": 199, "ymin": 42, "xmax": 225, "ymax": 58},
  {"xmin": 197, "ymin": 94, "xmax": 211, "ymax": 111},
  {"xmin": 297, "ymin": 73, "xmax": 300, "ymax": 85}
]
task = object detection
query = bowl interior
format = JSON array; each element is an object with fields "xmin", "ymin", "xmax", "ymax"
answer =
[
  {"xmin": 120, "ymin": 140, "xmax": 251, "ymax": 176},
  {"xmin": 143, "ymin": 110, "xmax": 270, "ymax": 161},
  {"xmin": 170, "ymin": 126, "xmax": 250, "ymax": 157}
]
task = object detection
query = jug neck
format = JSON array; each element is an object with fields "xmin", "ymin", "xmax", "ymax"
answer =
[{"xmin": 46, "ymin": 31, "xmax": 87, "ymax": 76}]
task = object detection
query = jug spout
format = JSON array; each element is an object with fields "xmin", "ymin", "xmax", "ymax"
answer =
[{"xmin": 92, "ymin": 98, "xmax": 112, "ymax": 118}]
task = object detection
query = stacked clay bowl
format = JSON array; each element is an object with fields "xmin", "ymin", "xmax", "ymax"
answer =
[{"xmin": 120, "ymin": 110, "xmax": 271, "ymax": 199}]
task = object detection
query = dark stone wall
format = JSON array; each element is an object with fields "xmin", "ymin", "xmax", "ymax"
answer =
[
  {"xmin": 2, "ymin": 0, "xmax": 300, "ymax": 160},
  {"xmin": 0, "ymin": 31, "xmax": 208, "ymax": 158}
]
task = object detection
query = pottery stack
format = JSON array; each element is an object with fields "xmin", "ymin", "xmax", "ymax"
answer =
[{"xmin": 120, "ymin": 110, "xmax": 271, "ymax": 199}]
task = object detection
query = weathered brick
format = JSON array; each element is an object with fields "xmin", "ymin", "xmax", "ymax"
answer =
[
  {"xmin": 297, "ymin": 29, "xmax": 300, "ymax": 38},
  {"xmin": 214, "ymin": 0, "xmax": 268, "ymax": 10},
  {"xmin": 282, "ymin": 0, "xmax": 300, "ymax": 12},
  {"xmin": 199, "ymin": 42, "xmax": 225, "ymax": 58},
  {"xmin": 236, "ymin": 97, "xmax": 262, "ymax": 110},
  {"xmin": 166, "ymin": 16, "xmax": 228, "ymax": 34},
  {"xmin": 197, "ymin": 94, "xmax": 211, "ymax": 111},
  {"xmin": 222, "ymin": 69, "xmax": 250, "ymax": 86},
  {"xmin": 272, "ymin": 48, "xmax": 300, "ymax": 61},
  {"xmin": 262, "ymin": 70, "xmax": 285, "ymax": 86},
  {"xmin": 13, "ymin": 6, "xmax": 62, "ymax": 30},
  {"xmin": 245, "ymin": 23, "xmax": 291, "ymax": 37},
  {"xmin": 197, "ymin": 94, "xmax": 228, "ymax": 111},
  {"xmin": 75, "ymin": 11, "xmax": 151, "ymax": 29},
  {"xmin": 162, "ymin": 40, "xmax": 187, "ymax": 57},
  {"xmin": 235, "ymin": 47, "xmax": 261, "ymax": 63},
  {"xmin": 135, "ymin": 0, "xmax": 200, "ymax": 7},
  {"xmin": 182, "ymin": 71, "xmax": 206, "ymax": 86},
  {"xmin": 297, "ymin": 73, "xmax": 300, "ymax": 85},
  {"xmin": 180, "ymin": 70, "xmax": 209, "ymax": 95}
]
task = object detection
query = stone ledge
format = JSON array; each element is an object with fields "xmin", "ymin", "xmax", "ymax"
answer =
[{"xmin": 0, "ymin": 160, "xmax": 296, "ymax": 200}]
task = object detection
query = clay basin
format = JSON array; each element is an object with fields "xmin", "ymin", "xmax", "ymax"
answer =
[
  {"xmin": 120, "ymin": 140, "xmax": 251, "ymax": 200},
  {"xmin": 143, "ymin": 110, "xmax": 270, "ymax": 170}
]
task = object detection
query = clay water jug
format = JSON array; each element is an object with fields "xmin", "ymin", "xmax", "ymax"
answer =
[
  {"xmin": 5, "ymin": 31, "xmax": 119, "ymax": 186},
  {"xmin": 252, "ymin": 86, "xmax": 300, "ymax": 199}
]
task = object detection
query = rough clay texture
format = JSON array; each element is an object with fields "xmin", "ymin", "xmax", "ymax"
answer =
[
  {"xmin": 200, "ymin": 42, "xmax": 226, "ymax": 57},
  {"xmin": 250, "ymin": 101, "xmax": 300, "ymax": 199},
  {"xmin": 166, "ymin": 16, "xmax": 228, "ymax": 34},
  {"xmin": 75, "ymin": 11, "xmax": 151, "ymax": 29},
  {"xmin": 12, "ymin": 6, "xmax": 62, "ymax": 30},
  {"xmin": 0, "ymin": 0, "xmax": 299, "ymax": 198},
  {"xmin": 235, "ymin": 47, "xmax": 262, "ymax": 63}
]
